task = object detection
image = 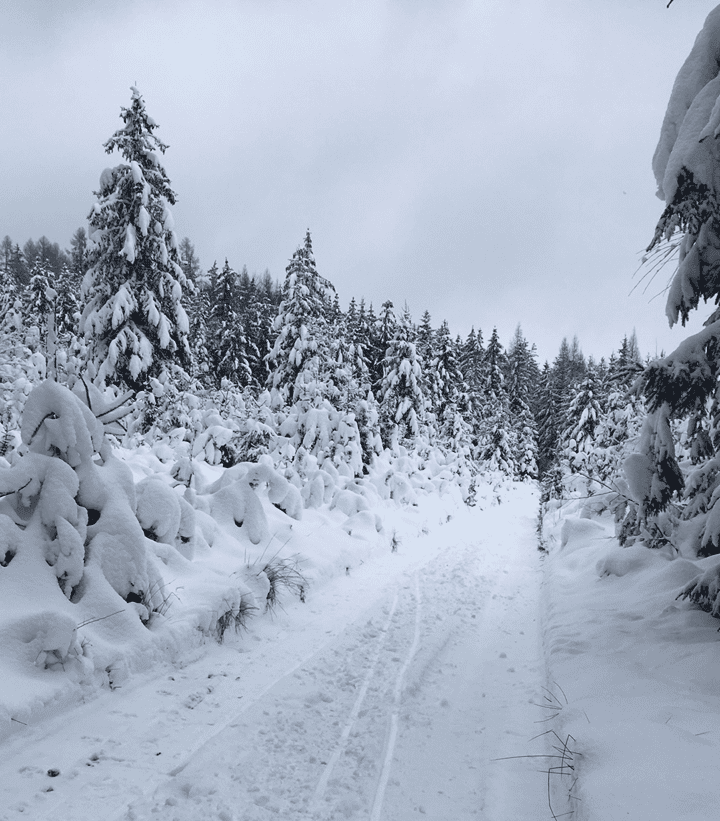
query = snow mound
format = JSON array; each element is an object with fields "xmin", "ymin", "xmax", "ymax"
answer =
[
  {"xmin": 596, "ymin": 543, "xmax": 672, "ymax": 578},
  {"xmin": 559, "ymin": 517, "xmax": 607, "ymax": 554}
]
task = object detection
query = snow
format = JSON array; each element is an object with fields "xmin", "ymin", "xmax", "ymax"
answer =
[
  {"xmin": 4, "ymin": 382, "xmax": 720, "ymax": 820},
  {"xmin": 137, "ymin": 205, "xmax": 150, "ymax": 237},
  {"xmin": 120, "ymin": 225, "xmax": 136, "ymax": 264},
  {"xmin": 542, "ymin": 496, "xmax": 720, "ymax": 821},
  {"xmin": 0, "ymin": 482, "xmax": 550, "ymax": 821},
  {"xmin": 653, "ymin": 6, "xmax": 720, "ymax": 200}
]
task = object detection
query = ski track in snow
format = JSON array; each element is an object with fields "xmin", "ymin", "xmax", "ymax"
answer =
[{"xmin": 0, "ymin": 487, "xmax": 546, "ymax": 821}]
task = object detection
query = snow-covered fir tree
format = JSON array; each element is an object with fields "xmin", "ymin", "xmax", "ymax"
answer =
[
  {"xmin": 427, "ymin": 320, "xmax": 472, "ymax": 458},
  {"xmin": 536, "ymin": 361, "xmax": 557, "ymax": 477},
  {"xmin": 415, "ymin": 309, "xmax": 434, "ymax": 365},
  {"xmin": 618, "ymin": 13, "xmax": 720, "ymax": 549},
  {"xmin": 378, "ymin": 307, "xmax": 425, "ymax": 450},
  {"xmin": 81, "ymin": 87, "xmax": 190, "ymax": 391},
  {"xmin": 560, "ymin": 367, "xmax": 603, "ymax": 480},
  {"xmin": 69, "ymin": 227, "xmax": 89, "ymax": 279},
  {"xmin": 55, "ymin": 264, "xmax": 81, "ymax": 341},
  {"xmin": 370, "ymin": 300, "xmax": 397, "ymax": 394},
  {"xmin": 506, "ymin": 326, "xmax": 539, "ymax": 481},
  {"xmin": 24, "ymin": 255, "xmax": 56, "ymax": 357},
  {"xmin": 479, "ymin": 327, "xmax": 513, "ymax": 475},
  {"xmin": 267, "ymin": 230, "xmax": 335, "ymax": 407},
  {"xmin": 235, "ymin": 267, "xmax": 265, "ymax": 387},
  {"xmin": 186, "ymin": 260, "xmax": 213, "ymax": 383},
  {"xmin": 209, "ymin": 260, "xmax": 252, "ymax": 388}
]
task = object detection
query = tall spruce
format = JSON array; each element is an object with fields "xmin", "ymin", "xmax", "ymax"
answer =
[
  {"xmin": 81, "ymin": 86, "xmax": 190, "ymax": 390},
  {"xmin": 378, "ymin": 307, "xmax": 425, "ymax": 449},
  {"xmin": 428, "ymin": 319, "xmax": 472, "ymax": 456},
  {"xmin": 267, "ymin": 230, "xmax": 335, "ymax": 406},
  {"xmin": 506, "ymin": 326, "xmax": 539, "ymax": 481},
  {"xmin": 210, "ymin": 260, "xmax": 252, "ymax": 387},
  {"xmin": 480, "ymin": 327, "xmax": 513, "ymax": 475}
]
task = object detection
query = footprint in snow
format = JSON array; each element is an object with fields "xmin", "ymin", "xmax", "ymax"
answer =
[{"xmin": 184, "ymin": 690, "xmax": 210, "ymax": 709}]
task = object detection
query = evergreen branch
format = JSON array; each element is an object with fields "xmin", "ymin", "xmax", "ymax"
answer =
[{"xmin": 569, "ymin": 470, "xmax": 634, "ymax": 504}]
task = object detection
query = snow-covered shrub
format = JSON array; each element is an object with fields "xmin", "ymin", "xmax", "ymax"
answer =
[
  {"xmin": 274, "ymin": 398, "xmax": 364, "ymax": 478},
  {"xmin": 136, "ymin": 476, "xmax": 181, "ymax": 545},
  {"xmin": 677, "ymin": 558, "xmax": 720, "ymax": 617}
]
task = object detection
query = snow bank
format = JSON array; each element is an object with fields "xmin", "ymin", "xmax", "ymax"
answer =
[{"xmin": 542, "ymin": 494, "xmax": 720, "ymax": 821}]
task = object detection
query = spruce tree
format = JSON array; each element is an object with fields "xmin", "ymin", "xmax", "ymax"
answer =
[
  {"xmin": 480, "ymin": 328, "xmax": 514, "ymax": 475},
  {"xmin": 536, "ymin": 362, "xmax": 557, "ymax": 477},
  {"xmin": 81, "ymin": 86, "xmax": 190, "ymax": 391},
  {"xmin": 24, "ymin": 255, "xmax": 56, "ymax": 356},
  {"xmin": 267, "ymin": 230, "xmax": 335, "ymax": 406},
  {"xmin": 560, "ymin": 368, "xmax": 602, "ymax": 479},
  {"xmin": 416, "ymin": 310, "xmax": 434, "ymax": 364},
  {"xmin": 371, "ymin": 300, "xmax": 397, "ymax": 393},
  {"xmin": 0, "ymin": 238, "xmax": 18, "ymax": 313},
  {"xmin": 428, "ymin": 320, "xmax": 472, "ymax": 457},
  {"xmin": 0, "ymin": 236, "xmax": 12, "ymax": 275},
  {"xmin": 187, "ymin": 261, "xmax": 214, "ymax": 383},
  {"xmin": 378, "ymin": 311, "xmax": 425, "ymax": 449},
  {"xmin": 209, "ymin": 260, "xmax": 252, "ymax": 387},
  {"xmin": 69, "ymin": 227, "xmax": 89, "ymax": 279},
  {"xmin": 506, "ymin": 326, "xmax": 539, "ymax": 481},
  {"xmin": 56, "ymin": 264, "xmax": 81, "ymax": 340},
  {"xmin": 459, "ymin": 327, "xmax": 485, "ymax": 442}
]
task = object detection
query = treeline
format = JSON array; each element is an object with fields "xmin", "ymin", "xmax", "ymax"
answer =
[
  {"xmin": 0, "ymin": 87, "xmax": 647, "ymax": 488},
  {"xmin": 0, "ymin": 217, "xmax": 646, "ymax": 487}
]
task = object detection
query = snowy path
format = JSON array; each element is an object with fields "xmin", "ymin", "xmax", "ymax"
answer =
[{"xmin": 0, "ymin": 486, "xmax": 546, "ymax": 821}]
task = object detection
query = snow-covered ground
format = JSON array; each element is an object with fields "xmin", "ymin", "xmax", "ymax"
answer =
[
  {"xmin": 0, "ymin": 484, "xmax": 549, "ymax": 821},
  {"xmin": 5, "ymin": 465, "xmax": 720, "ymax": 821},
  {"xmin": 543, "ymin": 502, "xmax": 720, "ymax": 821}
]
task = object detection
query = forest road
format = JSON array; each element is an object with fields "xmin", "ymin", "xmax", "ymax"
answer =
[{"xmin": 0, "ymin": 487, "xmax": 547, "ymax": 821}]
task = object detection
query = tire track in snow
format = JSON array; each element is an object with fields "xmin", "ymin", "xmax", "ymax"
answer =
[
  {"xmin": 309, "ymin": 588, "xmax": 399, "ymax": 813},
  {"xmin": 9, "ymin": 492, "xmax": 541, "ymax": 821},
  {"xmin": 105, "ymin": 597, "xmax": 403, "ymax": 821},
  {"xmin": 30, "ymin": 588, "xmax": 401, "ymax": 821},
  {"xmin": 370, "ymin": 571, "xmax": 422, "ymax": 821}
]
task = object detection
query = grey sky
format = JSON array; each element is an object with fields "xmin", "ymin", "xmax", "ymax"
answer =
[{"xmin": 1, "ymin": 0, "xmax": 718, "ymax": 363}]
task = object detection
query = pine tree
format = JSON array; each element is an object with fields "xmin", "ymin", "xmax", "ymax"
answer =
[
  {"xmin": 346, "ymin": 297, "xmax": 359, "ymax": 340},
  {"xmin": 69, "ymin": 227, "xmax": 89, "ymax": 279},
  {"xmin": 187, "ymin": 261, "xmax": 213, "ymax": 383},
  {"xmin": 416, "ymin": 310, "xmax": 434, "ymax": 362},
  {"xmin": 24, "ymin": 255, "xmax": 56, "ymax": 356},
  {"xmin": 235, "ymin": 266, "xmax": 263, "ymax": 386},
  {"xmin": 370, "ymin": 300, "xmax": 397, "ymax": 393},
  {"xmin": 536, "ymin": 362, "xmax": 557, "ymax": 477},
  {"xmin": 250, "ymin": 270, "xmax": 279, "ymax": 388},
  {"xmin": 560, "ymin": 368, "xmax": 602, "ymax": 479},
  {"xmin": 0, "ymin": 237, "xmax": 18, "ymax": 313},
  {"xmin": 428, "ymin": 320, "xmax": 472, "ymax": 456},
  {"xmin": 378, "ymin": 313, "xmax": 426, "ymax": 449},
  {"xmin": 9, "ymin": 244, "xmax": 26, "ymax": 287},
  {"xmin": 209, "ymin": 260, "xmax": 252, "ymax": 387},
  {"xmin": 506, "ymin": 326, "xmax": 539, "ymax": 481},
  {"xmin": 81, "ymin": 86, "xmax": 190, "ymax": 391},
  {"xmin": 480, "ymin": 328, "xmax": 514, "ymax": 475},
  {"xmin": 267, "ymin": 230, "xmax": 335, "ymax": 406},
  {"xmin": 56, "ymin": 264, "xmax": 81, "ymax": 340},
  {"xmin": 178, "ymin": 237, "xmax": 200, "ymax": 282}
]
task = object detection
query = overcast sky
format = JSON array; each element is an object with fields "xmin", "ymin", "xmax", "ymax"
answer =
[{"xmin": 1, "ymin": 0, "xmax": 719, "ymax": 363}]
